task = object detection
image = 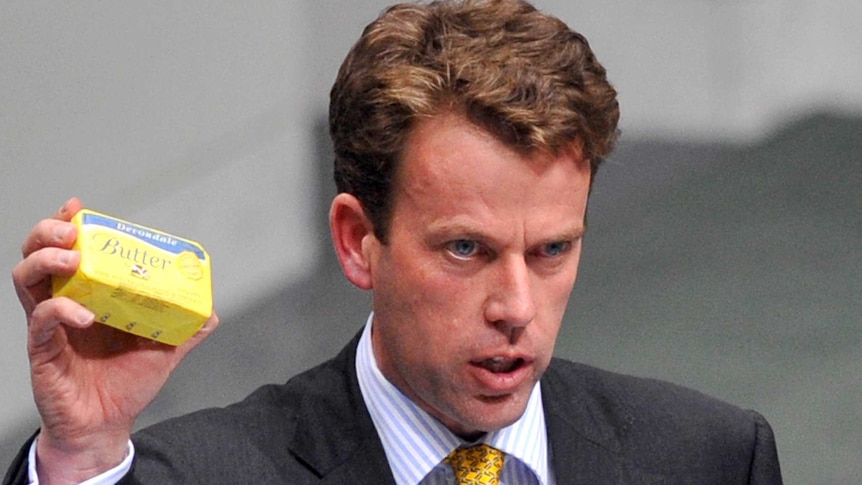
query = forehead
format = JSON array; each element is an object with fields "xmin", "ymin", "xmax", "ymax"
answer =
[
  {"xmin": 399, "ymin": 112, "xmax": 588, "ymax": 189},
  {"xmin": 391, "ymin": 112, "xmax": 590, "ymax": 236}
]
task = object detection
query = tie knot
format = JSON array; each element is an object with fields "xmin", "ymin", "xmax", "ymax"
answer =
[{"xmin": 445, "ymin": 444, "xmax": 505, "ymax": 485}]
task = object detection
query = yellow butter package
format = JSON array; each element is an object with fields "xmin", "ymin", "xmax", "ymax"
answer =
[{"xmin": 52, "ymin": 209, "xmax": 212, "ymax": 346}]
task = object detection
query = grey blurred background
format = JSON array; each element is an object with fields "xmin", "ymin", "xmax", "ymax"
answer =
[{"xmin": 2, "ymin": 1, "xmax": 860, "ymax": 483}]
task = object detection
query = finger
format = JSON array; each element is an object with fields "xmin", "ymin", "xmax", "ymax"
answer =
[
  {"xmin": 29, "ymin": 297, "xmax": 95, "ymax": 351},
  {"xmin": 54, "ymin": 197, "xmax": 84, "ymax": 221},
  {"xmin": 19, "ymin": 198, "xmax": 83, "ymax": 258},
  {"xmin": 12, "ymin": 248, "xmax": 81, "ymax": 313},
  {"xmin": 21, "ymin": 219, "xmax": 78, "ymax": 259}
]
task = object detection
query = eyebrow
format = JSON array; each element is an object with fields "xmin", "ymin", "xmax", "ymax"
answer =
[
  {"xmin": 425, "ymin": 218, "xmax": 587, "ymax": 245},
  {"xmin": 553, "ymin": 225, "xmax": 587, "ymax": 241},
  {"xmin": 425, "ymin": 219, "xmax": 487, "ymax": 242}
]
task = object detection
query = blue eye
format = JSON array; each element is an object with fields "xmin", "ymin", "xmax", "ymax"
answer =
[
  {"xmin": 542, "ymin": 241, "xmax": 570, "ymax": 257},
  {"xmin": 448, "ymin": 239, "xmax": 478, "ymax": 258}
]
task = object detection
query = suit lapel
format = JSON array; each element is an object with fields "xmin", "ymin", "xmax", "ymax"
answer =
[
  {"xmin": 288, "ymin": 333, "xmax": 396, "ymax": 484},
  {"xmin": 284, "ymin": 341, "xmax": 646, "ymax": 484},
  {"xmin": 542, "ymin": 359, "xmax": 626, "ymax": 484}
]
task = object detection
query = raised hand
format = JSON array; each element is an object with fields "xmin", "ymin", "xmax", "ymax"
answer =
[{"xmin": 11, "ymin": 198, "xmax": 219, "ymax": 483}]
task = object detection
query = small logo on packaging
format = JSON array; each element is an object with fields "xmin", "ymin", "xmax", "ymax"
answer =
[{"xmin": 131, "ymin": 264, "xmax": 150, "ymax": 280}]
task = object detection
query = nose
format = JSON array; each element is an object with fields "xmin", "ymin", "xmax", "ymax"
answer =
[{"xmin": 484, "ymin": 256, "xmax": 537, "ymax": 342}]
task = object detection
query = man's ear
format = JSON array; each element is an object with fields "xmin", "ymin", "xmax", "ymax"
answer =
[{"xmin": 329, "ymin": 193, "xmax": 377, "ymax": 290}]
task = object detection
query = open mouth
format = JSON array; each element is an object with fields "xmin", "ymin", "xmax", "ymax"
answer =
[{"xmin": 476, "ymin": 356, "xmax": 526, "ymax": 374}]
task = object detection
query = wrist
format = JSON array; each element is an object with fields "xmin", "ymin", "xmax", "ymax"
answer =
[{"xmin": 35, "ymin": 428, "xmax": 130, "ymax": 485}]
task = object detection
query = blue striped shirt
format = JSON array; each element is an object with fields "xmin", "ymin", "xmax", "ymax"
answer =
[{"xmin": 355, "ymin": 314, "xmax": 554, "ymax": 485}]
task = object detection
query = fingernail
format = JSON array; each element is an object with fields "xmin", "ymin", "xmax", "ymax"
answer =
[
  {"xmin": 58, "ymin": 199, "xmax": 71, "ymax": 217},
  {"xmin": 75, "ymin": 308, "xmax": 95, "ymax": 326}
]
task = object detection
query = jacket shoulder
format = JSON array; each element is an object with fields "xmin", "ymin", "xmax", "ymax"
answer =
[
  {"xmin": 542, "ymin": 359, "xmax": 782, "ymax": 483},
  {"xmin": 128, "ymin": 342, "xmax": 367, "ymax": 483},
  {"xmin": 546, "ymin": 358, "xmax": 756, "ymax": 426}
]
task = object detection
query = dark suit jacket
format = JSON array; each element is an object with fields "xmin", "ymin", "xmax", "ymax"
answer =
[{"xmin": 4, "ymin": 333, "xmax": 782, "ymax": 484}]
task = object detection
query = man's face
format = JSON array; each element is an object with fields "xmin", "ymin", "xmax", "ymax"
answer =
[{"xmin": 366, "ymin": 111, "xmax": 591, "ymax": 438}]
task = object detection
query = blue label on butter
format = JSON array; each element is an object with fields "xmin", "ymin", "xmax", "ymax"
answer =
[{"xmin": 81, "ymin": 213, "xmax": 206, "ymax": 260}]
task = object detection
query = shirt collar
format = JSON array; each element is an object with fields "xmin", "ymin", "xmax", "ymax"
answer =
[{"xmin": 355, "ymin": 313, "xmax": 551, "ymax": 485}]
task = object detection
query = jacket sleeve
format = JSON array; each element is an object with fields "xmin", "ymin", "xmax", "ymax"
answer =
[
  {"xmin": 747, "ymin": 410, "xmax": 783, "ymax": 485},
  {"xmin": 2, "ymin": 432, "xmax": 36, "ymax": 485}
]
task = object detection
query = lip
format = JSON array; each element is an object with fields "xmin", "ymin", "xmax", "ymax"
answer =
[{"xmin": 468, "ymin": 354, "xmax": 534, "ymax": 395}]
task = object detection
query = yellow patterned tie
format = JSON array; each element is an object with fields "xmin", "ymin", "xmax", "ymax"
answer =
[{"xmin": 445, "ymin": 444, "xmax": 505, "ymax": 485}]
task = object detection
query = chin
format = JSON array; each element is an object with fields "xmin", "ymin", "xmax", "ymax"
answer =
[{"xmin": 454, "ymin": 397, "xmax": 530, "ymax": 436}]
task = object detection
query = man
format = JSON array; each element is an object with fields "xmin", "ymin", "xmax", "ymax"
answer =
[{"xmin": 5, "ymin": 0, "xmax": 782, "ymax": 483}]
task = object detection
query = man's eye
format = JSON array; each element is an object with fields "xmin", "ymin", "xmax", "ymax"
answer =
[
  {"xmin": 447, "ymin": 239, "xmax": 479, "ymax": 258},
  {"xmin": 542, "ymin": 241, "xmax": 570, "ymax": 257}
]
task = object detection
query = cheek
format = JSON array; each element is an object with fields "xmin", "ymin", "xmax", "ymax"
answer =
[
  {"xmin": 376, "ymin": 263, "xmax": 472, "ymax": 347},
  {"xmin": 397, "ymin": 259, "xmax": 483, "ymax": 320},
  {"xmin": 534, "ymin": 271, "xmax": 579, "ymax": 336},
  {"xmin": 536, "ymin": 271, "xmax": 575, "ymax": 315}
]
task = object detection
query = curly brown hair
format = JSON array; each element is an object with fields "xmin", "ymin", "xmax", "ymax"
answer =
[{"xmin": 330, "ymin": 0, "xmax": 619, "ymax": 241}]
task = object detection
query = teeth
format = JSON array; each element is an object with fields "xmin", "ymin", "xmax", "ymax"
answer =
[{"xmin": 481, "ymin": 357, "xmax": 517, "ymax": 373}]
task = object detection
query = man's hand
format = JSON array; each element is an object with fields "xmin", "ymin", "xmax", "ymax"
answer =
[{"xmin": 11, "ymin": 198, "xmax": 219, "ymax": 484}]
